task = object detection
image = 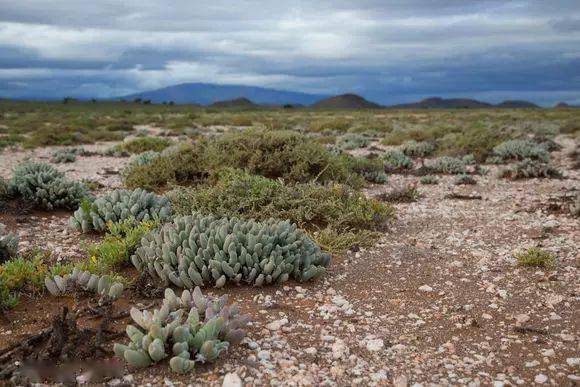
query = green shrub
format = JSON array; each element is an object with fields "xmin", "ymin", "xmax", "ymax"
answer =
[
  {"xmin": 0, "ymin": 223, "xmax": 19, "ymax": 263},
  {"xmin": 377, "ymin": 185, "xmax": 422, "ymax": 203},
  {"xmin": 51, "ymin": 147, "xmax": 86, "ymax": 163},
  {"xmin": 0, "ymin": 177, "xmax": 8, "ymax": 198},
  {"xmin": 515, "ymin": 247, "xmax": 555, "ymax": 268},
  {"xmin": 489, "ymin": 139, "xmax": 549, "ymax": 163},
  {"xmin": 337, "ymin": 134, "xmax": 370, "ymax": 150},
  {"xmin": 454, "ymin": 174, "xmax": 476, "ymax": 185},
  {"xmin": 499, "ymin": 160, "xmax": 561, "ymax": 180},
  {"xmin": 131, "ymin": 212, "xmax": 332, "ymax": 288},
  {"xmin": 383, "ymin": 149, "xmax": 413, "ymax": 171},
  {"xmin": 166, "ymin": 169, "xmax": 392, "ymax": 233},
  {"xmin": 429, "ymin": 156, "xmax": 466, "ymax": 174},
  {"xmin": 8, "ymin": 162, "xmax": 90, "ymax": 210},
  {"xmin": 420, "ymin": 175, "xmax": 439, "ymax": 185},
  {"xmin": 70, "ymin": 188, "xmax": 172, "ymax": 232},
  {"xmin": 114, "ymin": 287, "xmax": 249, "ymax": 373},
  {"xmin": 347, "ymin": 157, "xmax": 388, "ymax": 183},
  {"xmin": 401, "ymin": 140, "xmax": 435, "ymax": 158},
  {"xmin": 114, "ymin": 136, "xmax": 173, "ymax": 154},
  {"xmin": 200, "ymin": 129, "xmax": 362, "ymax": 186}
]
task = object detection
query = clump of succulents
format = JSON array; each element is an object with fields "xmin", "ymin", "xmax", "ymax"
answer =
[
  {"xmin": 499, "ymin": 160, "xmax": 562, "ymax": 180},
  {"xmin": 337, "ymin": 134, "xmax": 370, "ymax": 150},
  {"xmin": 462, "ymin": 154, "xmax": 476, "ymax": 165},
  {"xmin": 0, "ymin": 177, "xmax": 8, "ymax": 198},
  {"xmin": 348, "ymin": 156, "xmax": 388, "ymax": 184},
  {"xmin": 454, "ymin": 174, "xmax": 477, "ymax": 185},
  {"xmin": 419, "ymin": 175, "xmax": 439, "ymax": 185},
  {"xmin": 51, "ymin": 147, "xmax": 86, "ymax": 163},
  {"xmin": 70, "ymin": 188, "xmax": 172, "ymax": 233},
  {"xmin": 400, "ymin": 140, "xmax": 436, "ymax": 158},
  {"xmin": 0, "ymin": 223, "xmax": 19, "ymax": 263},
  {"xmin": 131, "ymin": 212, "xmax": 331, "ymax": 289},
  {"xmin": 124, "ymin": 151, "xmax": 161, "ymax": 174},
  {"xmin": 429, "ymin": 156, "xmax": 466, "ymax": 174},
  {"xmin": 44, "ymin": 268, "xmax": 124, "ymax": 300},
  {"xmin": 488, "ymin": 139, "xmax": 549, "ymax": 163},
  {"xmin": 383, "ymin": 149, "xmax": 413, "ymax": 171},
  {"xmin": 113, "ymin": 287, "xmax": 249, "ymax": 373},
  {"xmin": 8, "ymin": 162, "xmax": 89, "ymax": 210}
]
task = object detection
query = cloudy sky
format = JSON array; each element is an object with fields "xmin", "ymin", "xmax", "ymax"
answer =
[{"xmin": 1, "ymin": 0, "xmax": 579, "ymax": 105}]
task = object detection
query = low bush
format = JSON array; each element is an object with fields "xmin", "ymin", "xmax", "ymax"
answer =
[
  {"xmin": 347, "ymin": 157, "xmax": 388, "ymax": 184},
  {"xmin": 377, "ymin": 185, "xmax": 422, "ymax": 203},
  {"xmin": 499, "ymin": 160, "xmax": 562, "ymax": 180},
  {"xmin": 69, "ymin": 188, "xmax": 172, "ymax": 232},
  {"xmin": 454, "ymin": 174, "xmax": 477, "ymax": 185},
  {"xmin": 400, "ymin": 140, "xmax": 435, "ymax": 158},
  {"xmin": 383, "ymin": 149, "xmax": 413, "ymax": 171},
  {"xmin": 337, "ymin": 134, "xmax": 370, "ymax": 150},
  {"xmin": 515, "ymin": 247, "xmax": 555, "ymax": 268},
  {"xmin": 488, "ymin": 139, "xmax": 549, "ymax": 163},
  {"xmin": 420, "ymin": 175, "xmax": 439, "ymax": 185},
  {"xmin": 131, "ymin": 212, "xmax": 332, "ymax": 288},
  {"xmin": 114, "ymin": 136, "xmax": 173, "ymax": 154},
  {"xmin": 0, "ymin": 223, "xmax": 18, "ymax": 263},
  {"xmin": 8, "ymin": 162, "xmax": 90, "ymax": 210},
  {"xmin": 429, "ymin": 156, "xmax": 466, "ymax": 174},
  {"xmin": 167, "ymin": 169, "xmax": 392, "ymax": 233},
  {"xmin": 51, "ymin": 147, "xmax": 86, "ymax": 163}
]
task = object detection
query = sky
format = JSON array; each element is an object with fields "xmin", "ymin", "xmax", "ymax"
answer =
[{"xmin": 0, "ymin": 0, "xmax": 580, "ymax": 106}]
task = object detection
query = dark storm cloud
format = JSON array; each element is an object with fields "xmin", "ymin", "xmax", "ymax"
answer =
[{"xmin": 0, "ymin": 0, "xmax": 579, "ymax": 105}]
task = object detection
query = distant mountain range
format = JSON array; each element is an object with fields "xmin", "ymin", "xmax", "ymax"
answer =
[
  {"xmin": 117, "ymin": 83, "xmax": 561, "ymax": 109},
  {"xmin": 121, "ymin": 83, "xmax": 326, "ymax": 105}
]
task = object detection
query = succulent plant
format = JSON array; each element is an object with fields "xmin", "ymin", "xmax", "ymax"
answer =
[
  {"xmin": 499, "ymin": 160, "xmax": 562, "ymax": 180},
  {"xmin": 337, "ymin": 134, "xmax": 370, "ymax": 150},
  {"xmin": 44, "ymin": 268, "xmax": 124, "ymax": 300},
  {"xmin": 490, "ymin": 139, "xmax": 549, "ymax": 163},
  {"xmin": 0, "ymin": 223, "xmax": 19, "ymax": 263},
  {"xmin": 382, "ymin": 149, "xmax": 413, "ymax": 171},
  {"xmin": 348, "ymin": 156, "xmax": 388, "ymax": 184},
  {"xmin": 69, "ymin": 188, "xmax": 172, "ymax": 233},
  {"xmin": 131, "ymin": 212, "xmax": 331, "ymax": 289},
  {"xmin": 113, "ymin": 287, "xmax": 249, "ymax": 373},
  {"xmin": 51, "ymin": 147, "xmax": 86, "ymax": 163},
  {"xmin": 429, "ymin": 156, "xmax": 466, "ymax": 174},
  {"xmin": 400, "ymin": 140, "xmax": 436, "ymax": 158},
  {"xmin": 8, "ymin": 162, "xmax": 89, "ymax": 210},
  {"xmin": 419, "ymin": 175, "xmax": 439, "ymax": 185},
  {"xmin": 453, "ymin": 174, "xmax": 476, "ymax": 185},
  {"xmin": 123, "ymin": 151, "xmax": 162, "ymax": 176}
]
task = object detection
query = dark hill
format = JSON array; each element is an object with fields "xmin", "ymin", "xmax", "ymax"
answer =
[
  {"xmin": 496, "ymin": 100, "xmax": 539, "ymax": 108},
  {"xmin": 393, "ymin": 97, "xmax": 492, "ymax": 109},
  {"xmin": 209, "ymin": 97, "xmax": 259, "ymax": 109},
  {"xmin": 312, "ymin": 94, "xmax": 382, "ymax": 109}
]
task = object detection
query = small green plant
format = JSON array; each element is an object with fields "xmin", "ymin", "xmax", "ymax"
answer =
[
  {"xmin": 69, "ymin": 189, "xmax": 172, "ymax": 233},
  {"xmin": 0, "ymin": 223, "xmax": 19, "ymax": 264},
  {"xmin": 337, "ymin": 133, "xmax": 370, "ymax": 150},
  {"xmin": 347, "ymin": 157, "xmax": 388, "ymax": 184},
  {"xmin": 454, "ymin": 174, "xmax": 476, "ymax": 185},
  {"xmin": 499, "ymin": 160, "xmax": 562, "ymax": 180},
  {"xmin": 420, "ymin": 175, "xmax": 439, "ymax": 185},
  {"xmin": 114, "ymin": 137, "xmax": 173, "ymax": 154},
  {"xmin": 515, "ymin": 248, "xmax": 555, "ymax": 268},
  {"xmin": 400, "ymin": 140, "xmax": 435, "ymax": 158},
  {"xmin": 429, "ymin": 156, "xmax": 466, "ymax": 174},
  {"xmin": 382, "ymin": 149, "xmax": 413, "ymax": 171},
  {"xmin": 132, "ymin": 212, "xmax": 332, "ymax": 288},
  {"xmin": 8, "ymin": 162, "xmax": 90, "ymax": 210},
  {"xmin": 488, "ymin": 139, "xmax": 549, "ymax": 163},
  {"xmin": 113, "ymin": 287, "xmax": 249, "ymax": 373},
  {"xmin": 51, "ymin": 147, "xmax": 86, "ymax": 163},
  {"xmin": 377, "ymin": 185, "xmax": 422, "ymax": 203},
  {"xmin": 45, "ymin": 268, "xmax": 124, "ymax": 300}
]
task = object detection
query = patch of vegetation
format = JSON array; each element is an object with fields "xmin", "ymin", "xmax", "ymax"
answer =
[
  {"xmin": 0, "ymin": 223, "xmax": 19, "ymax": 264},
  {"xmin": 23, "ymin": 125, "xmax": 126, "ymax": 148},
  {"xmin": 400, "ymin": 140, "xmax": 436, "ymax": 158},
  {"xmin": 429, "ymin": 156, "xmax": 466, "ymax": 174},
  {"xmin": 347, "ymin": 156, "xmax": 388, "ymax": 184},
  {"xmin": 113, "ymin": 136, "xmax": 173, "ymax": 154},
  {"xmin": 377, "ymin": 185, "xmax": 422, "ymax": 203},
  {"xmin": 515, "ymin": 247, "xmax": 555, "ymax": 268},
  {"xmin": 51, "ymin": 147, "xmax": 86, "ymax": 163},
  {"xmin": 498, "ymin": 160, "xmax": 562, "ymax": 180},
  {"xmin": 454, "ymin": 174, "xmax": 477, "ymax": 185},
  {"xmin": 420, "ymin": 175, "xmax": 439, "ymax": 185},
  {"xmin": 383, "ymin": 149, "xmax": 413, "ymax": 171},
  {"xmin": 337, "ymin": 133, "xmax": 370, "ymax": 150},
  {"xmin": 70, "ymin": 188, "xmax": 172, "ymax": 232},
  {"xmin": 132, "ymin": 212, "xmax": 331, "ymax": 288},
  {"xmin": 167, "ymin": 169, "xmax": 392, "ymax": 234},
  {"xmin": 8, "ymin": 162, "xmax": 90, "ymax": 210},
  {"xmin": 487, "ymin": 139, "xmax": 550, "ymax": 163}
]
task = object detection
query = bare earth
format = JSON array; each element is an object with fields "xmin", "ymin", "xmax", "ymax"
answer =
[{"xmin": 0, "ymin": 136, "xmax": 578, "ymax": 386}]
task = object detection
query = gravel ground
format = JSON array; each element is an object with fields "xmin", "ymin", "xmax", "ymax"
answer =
[{"xmin": 0, "ymin": 136, "xmax": 578, "ymax": 386}]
